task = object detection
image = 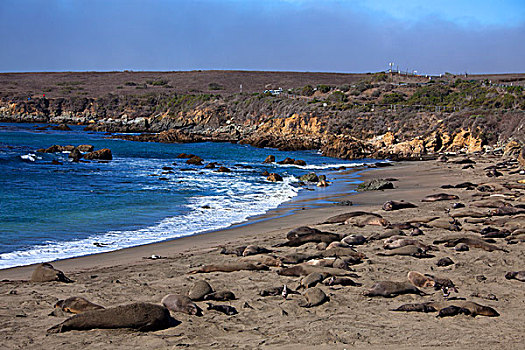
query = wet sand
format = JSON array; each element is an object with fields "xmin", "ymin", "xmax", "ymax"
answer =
[{"xmin": 1, "ymin": 156, "xmax": 524, "ymax": 349}]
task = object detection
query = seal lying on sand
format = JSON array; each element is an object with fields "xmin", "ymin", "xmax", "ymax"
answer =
[
  {"xmin": 203, "ymin": 291, "xmax": 236, "ymax": 301},
  {"xmin": 377, "ymin": 245, "xmax": 434, "ymax": 258},
  {"xmin": 31, "ymin": 263, "xmax": 73, "ymax": 283},
  {"xmin": 421, "ymin": 193, "xmax": 459, "ymax": 202},
  {"xmin": 321, "ymin": 211, "xmax": 383, "ymax": 224},
  {"xmin": 189, "ymin": 262, "xmax": 269, "ymax": 273},
  {"xmin": 259, "ymin": 286, "xmax": 300, "ymax": 297},
  {"xmin": 206, "ymin": 303, "xmax": 238, "ymax": 315},
  {"xmin": 299, "ymin": 287, "xmax": 327, "ymax": 308},
  {"xmin": 278, "ymin": 265, "xmax": 358, "ymax": 277},
  {"xmin": 364, "ymin": 281, "xmax": 423, "ymax": 297},
  {"xmin": 188, "ymin": 280, "xmax": 213, "ymax": 300},
  {"xmin": 47, "ymin": 303, "xmax": 172, "ymax": 333},
  {"xmin": 392, "ymin": 301, "xmax": 499, "ymax": 317},
  {"xmin": 434, "ymin": 235, "xmax": 507, "ymax": 252},
  {"xmin": 54, "ymin": 297, "xmax": 104, "ymax": 314},
  {"xmin": 276, "ymin": 226, "xmax": 340, "ymax": 247},
  {"xmin": 382, "ymin": 200, "xmax": 418, "ymax": 211},
  {"xmin": 323, "ymin": 276, "xmax": 362, "ymax": 287},
  {"xmin": 161, "ymin": 294, "xmax": 201, "ymax": 316},
  {"xmin": 505, "ymin": 271, "xmax": 525, "ymax": 282}
]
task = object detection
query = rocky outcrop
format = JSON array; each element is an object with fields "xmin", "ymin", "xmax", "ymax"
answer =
[{"xmin": 84, "ymin": 148, "xmax": 112, "ymax": 160}]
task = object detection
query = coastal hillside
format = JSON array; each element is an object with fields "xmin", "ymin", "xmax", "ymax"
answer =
[{"xmin": 1, "ymin": 71, "xmax": 525, "ymax": 159}]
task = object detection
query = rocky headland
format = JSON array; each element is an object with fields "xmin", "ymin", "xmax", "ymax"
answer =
[{"xmin": 1, "ymin": 71, "xmax": 524, "ymax": 160}]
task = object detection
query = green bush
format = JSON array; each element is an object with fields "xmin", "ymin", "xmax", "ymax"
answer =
[
  {"xmin": 302, "ymin": 85, "xmax": 315, "ymax": 96},
  {"xmin": 381, "ymin": 92, "xmax": 406, "ymax": 104},
  {"xmin": 317, "ymin": 84, "xmax": 332, "ymax": 93},
  {"xmin": 329, "ymin": 91, "xmax": 348, "ymax": 103},
  {"xmin": 208, "ymin": 82, "xmax": 224, "ymax": 91}
]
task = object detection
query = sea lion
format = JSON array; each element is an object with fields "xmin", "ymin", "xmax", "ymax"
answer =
[
  {"xmin": 377, "ymin": 245, "xmax": 434, "ymax": 258},
  {"xmin": 382, "ymin": 200, "xmax": 418, "ymax": 211},
  {"xmin": 206, "ymin": 303, "xmax": 238, "ymax": 315},
  {"xmin": 321, "ymin": 211, "xmax": 383, "ymax": 224},
  {"xmin": 161, "ymin": 294, "xmax": 201, "ymax": 316},
  {"xmin": 54, "ymin": 297, "xmax": 104, "ymax": 314},
  {"xmin": 203, "ymin": 291, "xmax": 236, "ymax": 301},
  {"xmin": 300, "ymin": 272, "xmax": 330, "ymax": 289},
  {"xmin": 323, "ymin": 276, "xmax": 362, "ymax": 287},
  {"xmin": 31, "ymin": 263, "xmax": 73, "ymax": 283},
  {"xmin": 393, "ymin": 301, "xmax": 498, "ymax": 317},
  {"xmin": 299, "ymin": 287, "xmax": 327, "ymax": 308},
  {"xmin": 188, "ymin": 280, "xmax": 213, "ymax": 300},
  {"xmin": 421, "ymin": 193, "xmax": 459, "ymax": 202},
  {"xmin": 407, "ymin": 271, "xmax": 435, "ymax": 288},
  {"xmin": 47, "ymin": 303, "xmax": 172, "ymax": 333},
  {"xmin": 364, "ymin": 281, "xmax": 423, "ymax": 297},
  {"xmin": 189, "ymin": 262, "xmax": 269, "ymax": 274},
  {"xmin": 277, "ymin": 265, "xmax": 358, "ymax": 277},
  {"xmin": 505, "ymin": 271, "xmax": 525, "ymax": 282}
]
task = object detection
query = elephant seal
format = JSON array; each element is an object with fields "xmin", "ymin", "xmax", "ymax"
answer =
[
  {"xmin": 242, "ymin": 245, "xmax": 271, "ymax": 256},
  {"xmin": 206, "ymin": 303, "xmax": 238, "ymax": 315},
  {"xmin": 281, "ymin": 252, "xmax": 321, "ymax": 264},
  {"xmin": 421, "ymin": 193, "xmax": 459, "ymax": 202},
  {"xmin": 278, "ymin": 265, "xmax": 358, "ymax": 277},
  {"xmin": 277, "ymin": 226, "xmax": 340, "ymax": 247},
  {"xmin": 345, "ymin": 215, "xmax": 390, "ymax": 227},
  {"xmin": 189, "ymin": 262, "xmax": 269, "ymax": 273},
  {"xmin": 323, "ymin": 276, "xmax": 362, "ymax": 287},
  {"xmin": 300, "ymin": 272, "xmax": 330, "ymax": 289},
  {"xmin": 321, "ymin": 211, "xmax": 383, "ymax": 224},
  {"xmin": 203, "ymin": 291, "xmax": 236, "ymax": 301},
  {"xmin": 240, "ymin": 254, "xmax": 282, "ymax": 267},
  {"xmin": 407, "ymin": 271, "xmax": 435, "ymax": 288},
  {"xmin": 299, "ymin": 287, "xmax": 327, "ymax": 308},
  {"xmin": 47, "ymin": 303, "xmax": 171, "ymax": 333},
  {"xmin": 364, "ymin": 281, "xmax": 423, "ymax": 297},
  {"xmin": 219, "ymin": 246, "xmax": 246, "ymax": 256},
  {"xmin": 434, "ymin": 235, "xmax": 507, "ymax": 252},
  {"xmin": 259, "ymin": 286, "xmax": 300, "ymax": 297},
  {"xmin": 382, "ymin": 200, "xmax": 418, "ymax": 211},
  {"xmin": 161, "ymin": 294, "xmax": 201, "ymax": 316},
  {"xmin": 505, "ymin": 271, "xmax": 525, "ymax": 282},
  {"xmin": 377, "ymin": 245, "xmax": 432, "ymax": 258},
  {"xmin": 188, "ymin": 280, "xmax": 213, "ymax": 300},
  {"xmin": 383, "ymin": 237, "xmax": 431, "ymax": 250},
  {"xmin": 54, "ymin": 297, "xmax": 104, "ymax": 314},
  {"xmin": 436, "ymin": 257, "xmax": 454, "ymax": 267},
  {"xmin": 392, "ymin": 301, "xmax": 498, "ymax": 317},
  {"xmin": 341, "ymin": 234, "xmax": 367, "ymax": 246},
  {"xmin": 31, "ymin": 263, "xmax": 73, "ymax": 283}
]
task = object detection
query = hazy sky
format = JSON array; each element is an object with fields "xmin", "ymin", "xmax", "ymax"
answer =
[{"xmin": 0, "ymin": 0, "xmax": 524, "ymax": 74}]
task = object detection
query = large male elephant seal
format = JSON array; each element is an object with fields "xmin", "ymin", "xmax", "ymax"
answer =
[
  {"xmin": 31, "ymin": 263, "xmax": 73, "ymax": 283},
  {"xmin": 47, "ymin": 303, "xmax": 172, "ymax": 333}
]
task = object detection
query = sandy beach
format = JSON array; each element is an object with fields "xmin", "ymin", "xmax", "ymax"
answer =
[{"xmin": 1, "ymin": 155, "xmax": 524, "ymax": 349}]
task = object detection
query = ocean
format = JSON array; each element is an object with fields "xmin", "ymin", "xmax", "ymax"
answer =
[{"xmin": 0, "ymin": 122, "xmax": 374, "ymax": 269}]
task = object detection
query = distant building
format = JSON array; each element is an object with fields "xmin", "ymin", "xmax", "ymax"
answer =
[{"xmin": 264, "ymin": 88, "xmax": 283, "ymax": 96}]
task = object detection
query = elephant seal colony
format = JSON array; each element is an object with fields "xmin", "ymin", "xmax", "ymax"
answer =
[{"xmin": 0, "ymin": 153, "xmax": 524, "ymax": 348}]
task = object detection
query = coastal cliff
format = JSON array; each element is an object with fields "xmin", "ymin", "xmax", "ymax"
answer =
[{"xmin": 1, "ymin": 71, "xmax": 524, "ymax": 160}]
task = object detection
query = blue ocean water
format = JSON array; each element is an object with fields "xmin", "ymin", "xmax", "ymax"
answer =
[{"xmin": 0, "ymin": 122, "xmax": 373, "ymax": 269}]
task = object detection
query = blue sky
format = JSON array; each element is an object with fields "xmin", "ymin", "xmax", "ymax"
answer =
[{"xmin": 0, "ymin": 0, "xmax": 523, "ymax": 74}]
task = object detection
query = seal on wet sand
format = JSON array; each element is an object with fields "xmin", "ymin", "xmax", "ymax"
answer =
[{"xmin": 421, "ymin": 193, "xmax": 459, "ymax": 202}]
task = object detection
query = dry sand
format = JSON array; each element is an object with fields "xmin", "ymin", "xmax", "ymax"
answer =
[{"xmin": 1, "ymin": 156, "xmax": 524, "ymax": 349}]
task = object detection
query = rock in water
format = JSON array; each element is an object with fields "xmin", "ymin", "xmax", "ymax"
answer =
[
  {"xmin": 267, "ymin": 173, "xmax": 283, "ymax": 182},
  {"xmin": 31, "ymin": 263, "xmax": 73, "ymax": 283},
  {"xmin": 47, "ymin": 303, "xmax": 172, "ymax": 333},
  {"xmin": 68, "ymin": 148, "xmax": 83, "ymax": 162},
  {"xmin": 300, "ymin": 172, "xmax": 319, "ymax": 182},
  {"xmin": 84, "ymin": 148, "xmax": 112, "ymax": 160},
  {"xmin": 263, "ymin": 155, "xmax": 275, "ymax": 163}
]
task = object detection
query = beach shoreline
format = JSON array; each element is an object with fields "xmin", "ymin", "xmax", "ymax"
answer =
[{"xmin": 1, "ymin": 155, "xmax": 524, "ymax": 349}]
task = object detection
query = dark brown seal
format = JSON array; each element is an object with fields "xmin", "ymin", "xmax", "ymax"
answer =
[
  {"xmin": 47, "ymin": 303, "xmax": 172, "ymax": 333},
  {"xmin": 382, "ymin": 200, "xmax": 418, "ymax": 211},
  {"xmin": 203, "ymin": 291, "xmax": 236, "ymax": 301},
  {"xmin": 31, "ymin": 263, "xmax": 73, "ymax": 283},
  {"xmin": 299, "ymin": 287, "xmax": 327, "ymax": 308},
  {"xmin": 321, "ymin": 211, "xmax": 383, "ymax": 224},
  {"xmin": 276, "ymin": 226, "xmax": 340, "ymax": 247},
  {"xmin": 505, "ymin": 271, "xmax": 525, "ymax": 282}
]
